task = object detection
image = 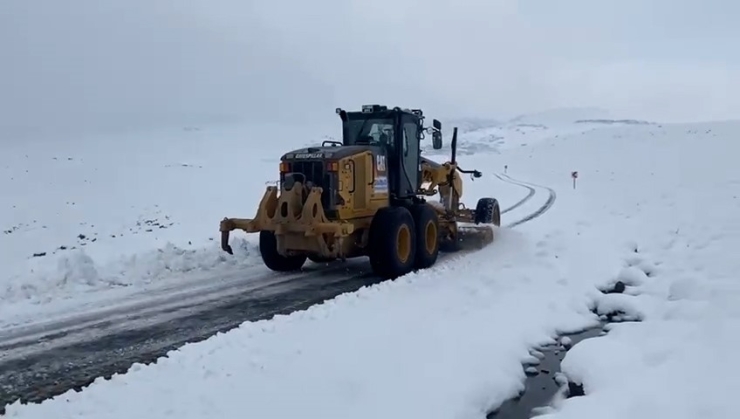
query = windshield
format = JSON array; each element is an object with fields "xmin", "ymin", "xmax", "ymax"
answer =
[{"xmin": 342, "ymin": 117, "xmax": 395, "ymax": 147}]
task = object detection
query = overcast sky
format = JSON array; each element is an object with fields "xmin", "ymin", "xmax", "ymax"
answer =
[{"xmin": 1, "ymin": 0, "xmax": 738, "ymax": 137}]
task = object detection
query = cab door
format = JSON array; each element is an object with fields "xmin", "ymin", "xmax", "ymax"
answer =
[{"xmin": 399, "ymin": 115, "xmax": 420, "ymax": 196}]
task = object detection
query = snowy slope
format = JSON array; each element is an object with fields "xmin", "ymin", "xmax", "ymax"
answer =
[
  {"xmin": 426, "ymin": 108, "xmax": 656, "ymax": 158},
  {"xmin": 6, "ymin": 111, "xmax": 738, "ymax": 418}
]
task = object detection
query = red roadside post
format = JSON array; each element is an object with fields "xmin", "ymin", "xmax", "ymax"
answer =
[{"xmin": 571, "ymin": 171, "xmax": 578, "ymax": 189}]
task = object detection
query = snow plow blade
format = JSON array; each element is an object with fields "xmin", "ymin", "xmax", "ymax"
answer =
[
  {"xmin": 440, "ymin": 223, "xmax": 495, "ymax": 252},
  {"xmin": 457, "ymin": 224, "xmax": 495, "ymax": 250}
]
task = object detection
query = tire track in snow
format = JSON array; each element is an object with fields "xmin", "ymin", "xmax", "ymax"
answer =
[
  {"xmin": 495, "ymin": 173, "xmax": 536, "ymax": 214},
  {"xmin": 495, "ymin": 173, "xmax": 557, "ymax": 228}
]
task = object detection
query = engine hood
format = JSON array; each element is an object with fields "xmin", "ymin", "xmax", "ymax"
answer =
[{"xmin": 281, "ymin": 145, "xmax": 381, "ymax": 161}]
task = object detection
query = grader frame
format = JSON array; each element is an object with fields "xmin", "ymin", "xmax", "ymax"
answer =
[{"xmin": 219, "ymin": 105, "xmax": 500, "ymax": 278}]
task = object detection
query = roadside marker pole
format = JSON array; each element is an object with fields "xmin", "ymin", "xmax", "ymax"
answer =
[{"xmin": 571, "ymin": 171, "xmax": 578, "ymax": 189}]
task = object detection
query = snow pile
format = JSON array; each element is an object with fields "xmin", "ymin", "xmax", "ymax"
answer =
[{"xmin": 0, "ymin": 238, "xmax": 257, "ymax": 305}]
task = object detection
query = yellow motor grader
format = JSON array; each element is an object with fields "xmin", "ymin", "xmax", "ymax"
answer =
[{"xmin": 219, "ymin": 104, "xmax": 501, "ymax": 279}]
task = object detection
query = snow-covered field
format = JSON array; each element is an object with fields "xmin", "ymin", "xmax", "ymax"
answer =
[
  {"xmin": 0, "ymin": 121, "xmax": 332, "ymax": 327},
  {"xmin": 3, "ymin": 110, "xmax": 740, "ymax": 418}
]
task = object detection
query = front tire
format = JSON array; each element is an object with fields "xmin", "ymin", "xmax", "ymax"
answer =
[
  {"xmin": 368, "ymin": 206, "xmax": 416, "ymax": 279},
  {"xmin": 474, "ymin": 197, "xmax": 501, "ymax": 226},
  {"xmin": 259, "ymin": 230, "xmax": 307, "ymax": 272}
]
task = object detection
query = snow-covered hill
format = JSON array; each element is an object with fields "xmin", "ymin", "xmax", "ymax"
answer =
[
  {"xmin": 4, "ymin": 109, "xmax": 739, "ymax": 418},
  {"xmin": 425, "ymin": 107, "xmax": 656, "ymax": 158}
]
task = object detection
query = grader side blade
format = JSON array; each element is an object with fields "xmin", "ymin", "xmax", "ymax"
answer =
[{"xmin": 456, "ymin": 224, "xmax": 495, "ymax": 251}]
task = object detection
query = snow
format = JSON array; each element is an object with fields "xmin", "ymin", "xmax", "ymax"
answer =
[
  {"xmin": 560, "ymin": 336, "xmax": 572, "ymax": 348},
  {"xmin": 4, "ymin": 110, "xmax": 740, "ymax": 419}
]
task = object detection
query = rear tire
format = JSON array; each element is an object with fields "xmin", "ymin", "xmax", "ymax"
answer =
[
  {"xmin": 368, "ymin": 206, "xmax": 416, "ymax": 279},
  {"xmin": 474, "ymin": 197, "xmax": 501, "ymax": 226},
  {"xmin": 259, "ymin": 230, "xmax": 307, "ymax": 272},
  {"xmin": 410, "ymin": 203, "xmax": 440, "ymax": 269}
]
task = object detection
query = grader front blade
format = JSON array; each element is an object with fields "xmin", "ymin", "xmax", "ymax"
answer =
[{"xmin": 456, "ymin": 223, "xmax": 495, "ymax": 251}]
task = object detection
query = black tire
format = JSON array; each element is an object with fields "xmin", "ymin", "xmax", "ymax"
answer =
[
  {"xmin": 259, "ymin": 230, "xmax": 307, "ymax": 272},
  {"xmin": 410, "ymin": 203, "xmax": 440, "ymax": 269},
  {"xmin": 474, "ymin": 197, "xmax": 501, "ymax": 226},
  {"xmin": 368, "ymin": 206, "xmax": 416, "ymax": 279}
]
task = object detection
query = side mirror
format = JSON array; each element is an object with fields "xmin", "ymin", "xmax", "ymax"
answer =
[
  {"xmin": 336, "ymin": 108, "xmax": 348, "ymax": 122},
  {"xmin": 433, "ymin": 119, "xmax": 442, "ymax": 130},
  {"xmin": 432, "ymin": 131, "xmax": 443, "ymax": 149}
]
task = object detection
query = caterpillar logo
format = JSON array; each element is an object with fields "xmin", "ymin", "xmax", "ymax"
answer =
[{"xmin": 294, "ymin": 153, "xmax": 324, "ymax": 159}]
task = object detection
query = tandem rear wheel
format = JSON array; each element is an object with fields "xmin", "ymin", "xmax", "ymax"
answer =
[
  {"xmin": 409, "ymin": 203, "xmax": 440, "ymax": 269},
  {"xmin": 368, "ymin": 203, "xmax": 441, "ymax": 279}
]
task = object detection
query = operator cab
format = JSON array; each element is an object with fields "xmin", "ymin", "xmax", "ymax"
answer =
[{"xmin": 335, "ymin": 104, "xmax": 443, "ymax": 202}]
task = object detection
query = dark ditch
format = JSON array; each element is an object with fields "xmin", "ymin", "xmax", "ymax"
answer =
[{"xmin": 488, "ymin": 280, "xmax": 634, "ymax": 419}]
